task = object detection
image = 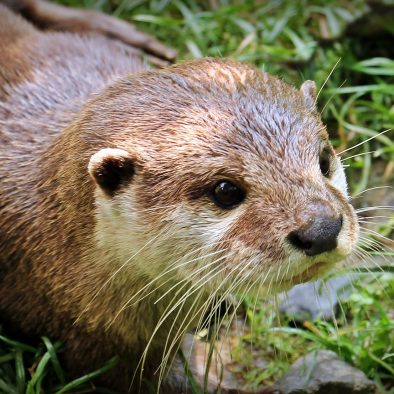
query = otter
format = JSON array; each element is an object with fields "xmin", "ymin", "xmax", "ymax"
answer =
[{"xmin": 0, "ymin": 2, "xmax": 359, "ymax": 393}]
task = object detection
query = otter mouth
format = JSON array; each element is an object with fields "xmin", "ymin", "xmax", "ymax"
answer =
[{"xmin": 281, "ymin": 262, "xmax": 330, "ymax": 287}]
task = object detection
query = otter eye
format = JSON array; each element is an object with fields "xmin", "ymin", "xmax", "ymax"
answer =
[
  {"xmin": 213, "ymin": 181, "xmax": 244, "ymax": 209},
  {"xmin": 319, "ymin": 147, "xmax": 332, "ymax": 177}
]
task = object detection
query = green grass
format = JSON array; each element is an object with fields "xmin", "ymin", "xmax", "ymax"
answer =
[
  {"xmin": 234, "ymin": 271, "xmax": 394, "ymax": 392},
  {"xmin": 1, "ymin": 0, "xmax": 393, "ymax": 392},
  {"xmin": 0, "ymin": 333, "xmax": 119, "ymax": 393}
]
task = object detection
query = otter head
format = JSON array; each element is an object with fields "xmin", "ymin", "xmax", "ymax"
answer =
[{"xmin": 85, "ymin": 58, "xmax": 358, "ymax": 297}]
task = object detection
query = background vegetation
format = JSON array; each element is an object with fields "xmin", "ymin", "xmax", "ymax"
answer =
[{"xmin": 1, "ymin": 0, "xmax": 393, "ymax": 392}]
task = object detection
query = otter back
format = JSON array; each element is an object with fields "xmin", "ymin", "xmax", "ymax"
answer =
[{"xmin": 0, "ymin": 5, "xmax": 145, "ymax": 155}]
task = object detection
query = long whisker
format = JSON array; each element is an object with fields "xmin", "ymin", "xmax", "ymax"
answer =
[
  {"xmin": 320, "ymin": 79, "xmax": 347, "ymax": 115},
  {"xmin": 180, "ymin": 257, "xmax": 263, "ymax": 385},
  {"xmin": 352, "ymin": 247, "xmax": 390, "ymax": 296},
  {"xmin": 218, "ymin": 265, "xmax": 266, "ymax": 361},
  {"xmin": 354, "ymin": 241, "xmax": 388, "ymax": 277},
  {"xmin": 359, "ymin": 227, "xmax": 394, "ymax": 245},
  {"xmin": 153, "ymin": 250, "xmax": 230, "ymax": 306},
  {"xmin": 76, "ymin": 228, "xmax": 166, "ymax": 323},
  {"xmin": 352, "ymin": 185, "xmax": 393, "ymax": 198},
  {"xmin": 194, "ymin": 256, "xmax": 261, "ymax": 338},
  {"xmin": 358, "ymin": 215, "xmax": 393, "ymax": 220},
  {"xmin": 157, "ymin": 287, "xmax": 206, "ymax": 387},
  {"xmin": 315, "ymin": 58, "xmax": 341, "ymax": 104},
  {"xmin": 156, "ymin": 254, "xmax": 254, "ymax": 388},
  {"xmin": 215, "ymin": 262, "xmax": 276, "ymax": 358},
  {"xmin": 194, "ymin": 263, "xmax": 261, "ymax": 388},
  {"xmin": 340, "ymin": 151, "xmax": 375, "ymax": 162},
  {"xmin": 107, "ymin": 251, "xmax": 226, "ymax": 331},
  {"xmin": 356, "ymin": 206, "xmax": 394, "ymax": 213},
  {"xmin": 248, "ymin": 262, "xmax": 280, "ymax": 354},
  {"xmin": 110, "ymin": 245, "xmax": 226, "ymax": 323},
  {"xmin": 358, "ymin": 234, "xmax": 390, "ymax": 254},
  {"xmin": 136, "ymin": 253, "xmax": 234, "ymax": 383},
  {"xmin": 338, "ymin": 128, "xmax": 391, "ymax": 155},
  {"xmin": 130, "ymin": 257, "xmax": 228, "ymax": 390},
  {"xmin": 358, "ymin": 234, "xmax": 393, "ymax": 259}
]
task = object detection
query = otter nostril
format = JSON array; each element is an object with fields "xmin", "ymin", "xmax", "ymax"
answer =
[
  {"xmin": 288, "ymin": 215, "xmax": 343, "ymax": 256},
  {"xmin": 288, "ymin": 232, "xmax": 312, "ymax": 251}
]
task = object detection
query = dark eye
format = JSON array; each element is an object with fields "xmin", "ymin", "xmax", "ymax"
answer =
[
  {"xmin": 213, "ymin": 181, "xmax": 245, "ymax": 209},
  {"xmin": 319, "ymin": 147, "xmax": 332, "ymax": 177}
]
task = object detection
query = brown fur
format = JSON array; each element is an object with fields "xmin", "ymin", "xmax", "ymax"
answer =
[
  {"xmin": 0, "ymin": 5, "xmax": 157, "ymax": 391},
  {"xmin": 0, "ymin": 9, "xmax": 36, "ymax": 99},
  {"xmin": 0, "ymin": 4, "xmax": 358, "ymax": 393},
  {"xmin": 1, "ymin": 0, "xmax": 176, "ymax": 61}
]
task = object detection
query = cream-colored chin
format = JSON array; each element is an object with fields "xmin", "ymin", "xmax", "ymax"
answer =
[{"xmin": 244, "ymin": 254, "xmax": 348, "ymax": 297}]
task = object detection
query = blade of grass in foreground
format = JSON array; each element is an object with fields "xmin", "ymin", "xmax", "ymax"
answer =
[{"xmin": 54, "ymin": 356, "xmax": 119, "ymax": 394}]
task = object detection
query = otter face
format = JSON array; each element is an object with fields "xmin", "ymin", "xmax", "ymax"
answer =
[{"xmin": 87, "ymin": 59, "xmax": 359, "ymax": 297}]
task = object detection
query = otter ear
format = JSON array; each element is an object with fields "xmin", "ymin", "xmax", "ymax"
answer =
[
  {"xmin": 300, "ymin": 80, "xmax": 317, "ymax": 111},
  {"xmin": 88, "ymin": 148, "xmax": 134, "ymax": 197}
]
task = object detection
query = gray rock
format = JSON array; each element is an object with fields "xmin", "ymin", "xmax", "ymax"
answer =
[
  {"xmin": 279, "ymin": 275, "xmax": 356, "ymax": 322},
  {"xmin": 274, "ymin": 350, "xmax": 376, "ymax": 394}
]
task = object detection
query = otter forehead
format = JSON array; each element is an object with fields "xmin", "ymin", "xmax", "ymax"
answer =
[
  {"xmin": 87, "ymin": 58, "xmax": 324, "ymax": 141},
  {"xmin": 86, "ymin": 58, "xmax": 326, "ymax": 177}
]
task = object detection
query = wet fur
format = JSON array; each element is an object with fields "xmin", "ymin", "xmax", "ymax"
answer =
[{"xmin": 0, "ymin": 5, "xmax": 358, "ymax": 393}]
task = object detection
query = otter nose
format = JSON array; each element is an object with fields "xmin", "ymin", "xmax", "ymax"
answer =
[{"xmin": 288, "ymin": 215, "xmax": 343, "ymax": 256}]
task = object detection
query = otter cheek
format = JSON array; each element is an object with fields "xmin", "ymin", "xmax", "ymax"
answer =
[
  {"xmin": 331, "ymin": 159, "xmax": 349, "ymax": 199},
  {"xmin": 328, "ymin": 161, "xmax": 359, "ymax": 257},
  {"xmin": 335, "ymin": 204, "xmax": 359, "ymax": 258}
]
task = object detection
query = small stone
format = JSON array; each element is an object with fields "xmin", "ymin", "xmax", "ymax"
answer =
[
  {"xmin": 279, "ymin": 275, "xmax": 355, "ymax": 322},
  {"xmin": 274, "ymin": 350, "xmax": 376, "ymax": 394}
]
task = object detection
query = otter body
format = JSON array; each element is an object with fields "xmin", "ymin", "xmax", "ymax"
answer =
[
  {"xmin": 0, "ymin": 4, "xmax": 359, "ymax": 393},
  {"xmin": 0, "ymin": 6, "xmax": 154, "ymax": 391}
]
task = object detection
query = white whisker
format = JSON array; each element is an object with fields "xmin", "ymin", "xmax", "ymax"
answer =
[{"xmin": 338, "ymin": 128, "xmax": 391, "ymax": 155}]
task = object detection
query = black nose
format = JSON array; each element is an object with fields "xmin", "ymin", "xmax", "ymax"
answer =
[{"xmin": 288, "ymin": 216, "xmax": 343, "ymax": 256}]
